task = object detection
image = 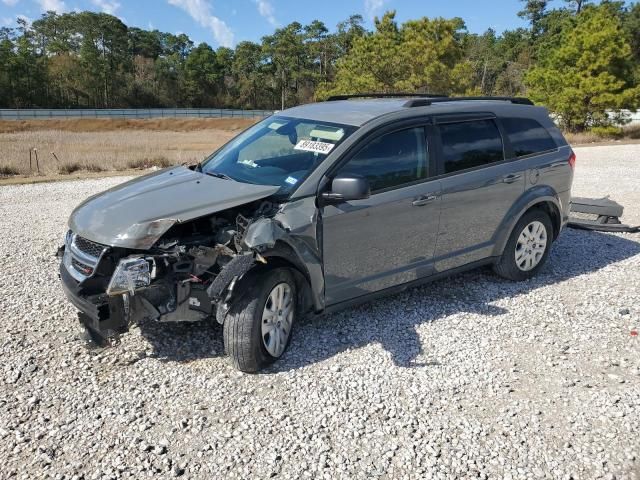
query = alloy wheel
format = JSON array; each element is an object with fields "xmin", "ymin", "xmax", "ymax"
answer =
[
  {"xmin": 515, "ymin": 220, "xmax": 547, "ymax": 271},
  {"xmin": 261, "ymin": 282, "xmax": 294, "ymax": 357}
]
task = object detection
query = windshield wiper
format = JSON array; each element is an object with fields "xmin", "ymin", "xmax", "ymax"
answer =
[{"xmin": 204, "ymin": 171, "xmax": 234, "ymax": 181}]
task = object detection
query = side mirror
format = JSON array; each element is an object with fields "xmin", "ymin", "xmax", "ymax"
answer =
[{"xmin": 321, "ymin": 175, "xmax": 370, "ymax": 203}]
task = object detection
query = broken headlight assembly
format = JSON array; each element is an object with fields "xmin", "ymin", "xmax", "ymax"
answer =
[{"xmin": 107, "ymin": 257, "xmax": 152, "ymax": 296}]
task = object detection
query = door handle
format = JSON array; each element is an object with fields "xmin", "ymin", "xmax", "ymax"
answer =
[
  {"xmin": 502, "ymin": 174, "xmax": 522, "ymax": 184},
  {"xmin": 412, "ymin": 195, "xmax": 438, "ymax": 206}
]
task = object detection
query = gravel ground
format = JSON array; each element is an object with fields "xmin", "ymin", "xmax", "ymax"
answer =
[{"xmin": 0, "ymin": 144, "xmax": 639, "ymax": 480}]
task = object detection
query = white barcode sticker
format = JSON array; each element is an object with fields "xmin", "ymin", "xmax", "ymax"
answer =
[{"xmin": 294, "ymin": 140, "xmax": 335, "ymax": 155}]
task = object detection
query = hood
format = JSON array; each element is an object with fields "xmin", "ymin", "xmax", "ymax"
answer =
[{"xmin": 69, "ymin": 166, "xmax": 280, "ymax": 250}]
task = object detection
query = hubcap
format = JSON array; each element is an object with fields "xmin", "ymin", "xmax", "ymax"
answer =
[
  {"xmin": 515, "ymin": 220, "xmax": 547, "ymax": 271},
  {"xmin": 261, "ymin": 282, "xmax": 294, "ymax": 357}
]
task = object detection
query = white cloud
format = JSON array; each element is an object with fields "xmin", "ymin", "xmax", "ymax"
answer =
[
  {"xmin": 253, "ymin": 0, "xmax": 276, "ymax": 27},
  {"xmin": 167, "ymin": 0, "xmax": 234, "ymax": 47},
  {"xmin": 364, "ymin": 0, "xmax": 385, "ymax": 20},
  {"xmin": 37, "ymin": 0, "xmax": 68, "ymax": 13},
  {"xmin": 91, "ymin": 0, "xmax": 121, "ymax": 15},
  {"xmin": 2, "ymin": 0, "xmax": 20, "ymax": 7},
  {"xmin": 2, "ymin": 17, "xmax": 13, "ymax": 25}
]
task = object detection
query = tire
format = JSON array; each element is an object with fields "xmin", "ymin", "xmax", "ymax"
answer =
[
  {"xmin": 493, "ymin": 209, "xmax": 554, "ymax": 281},
  {"xmin": 223, "ymin": 268, "xmax": 297, "ymax": 373}
]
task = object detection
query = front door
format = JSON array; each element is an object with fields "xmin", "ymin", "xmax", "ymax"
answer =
[{"xmin": 321, "ymin": 126, "xmax": 442, "ymax": 305}]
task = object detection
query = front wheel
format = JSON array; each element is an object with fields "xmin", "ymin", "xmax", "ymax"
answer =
[
  {"xmin": 494, "ymin": 209, "xmax": 553, "ymax": 281},
  {"xmin": 223, "ymin": 268, "xmax": 297, "ymax": 373}
]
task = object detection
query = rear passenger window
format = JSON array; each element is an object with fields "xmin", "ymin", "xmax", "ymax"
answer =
[
  {"xmin": 501, "ymin": 117, "xmax": 557, "ymax": 157},
  {"xmin": 439, "ymin": 120, "xmax": 504, "ymax": 174},
  {"xmin": 339, "ymin": 127, "xmax": 428, "ymax": 192}
]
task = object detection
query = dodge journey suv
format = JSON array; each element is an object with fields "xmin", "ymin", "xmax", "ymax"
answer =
[{"xmin": 59, "ymin": 94, "xmax": 574, "ymax": 372}]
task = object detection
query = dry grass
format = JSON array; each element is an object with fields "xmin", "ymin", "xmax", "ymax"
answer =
[
  {"xmin": 565, "ymin": 124, "xmax": 640, "ymax": 145},
  {"xmin": 0, "ymin": 117, "xmax": 258, "ymax": 134},
  {"xmin": 0, "ymin": 127, "xmax": 241, "ymax": 176},
  {"xmin": 125, "ymin": 156, "xmax": 172, "ymax": 170},
  {"xmin": 0, "ymin": 165, "xmax": 20, "ymax": 177}
]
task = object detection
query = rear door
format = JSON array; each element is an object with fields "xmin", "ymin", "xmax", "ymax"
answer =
[
  {"xmin": 432, "ymin": 115, "xmax": 525, "ymax": 272},
  {"xmin": 322, "ymin": 125, "xmax": 442, "ymax": 305},
  {"xmin": 499, "ymin": 116, "xmax": 571, "ymax": 194}
]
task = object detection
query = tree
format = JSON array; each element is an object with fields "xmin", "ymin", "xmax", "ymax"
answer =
[
  {"xmin": 262, "ymin": 22, "xmax": 306, "ymax": 109},
  {"xmin": 624, "ymin": 2, "xmax": 640, "ymax": 63},
  {"xmin": 183, "ymin": 43, "xmax": 222, "ymax": 106},
  {"xmin": 518, "ymin": 0, "xmax": 548, "ymax": 39},
  {"xmin": 319, "ymin": 12, "xmax": 472, "ymax": 97},
  {"xmin": 335, "ymin": 14, "xmax": 366, "ymax": 56},
  {"xmin": 564, "ymin": 0, "xmax": 590, "ymax": 14},
  {"xmin": 525, "ymin": 4, "xmax": 640, "ymax": 131},
  {"xmin": 232, "ymin": 41, "xmax": 267, "ymax": 108}
]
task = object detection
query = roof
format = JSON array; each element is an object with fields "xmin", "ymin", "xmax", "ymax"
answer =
[
  {"xmin": 281, "ymin": 99, "xmax": 409, "ymax": 126},
  {"xmin": 280, "ymin": 98, "xmax": 540, "ymax": 127}
]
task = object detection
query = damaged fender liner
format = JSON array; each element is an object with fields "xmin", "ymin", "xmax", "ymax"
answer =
[{"xmin": 206, "ymin": 253, "xmax": 256, "ymax": 301}]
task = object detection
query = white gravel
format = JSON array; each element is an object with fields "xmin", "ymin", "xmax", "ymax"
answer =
[{"xmin": 0, "ymin": 145, "xmax": 639, "ymax": 480}]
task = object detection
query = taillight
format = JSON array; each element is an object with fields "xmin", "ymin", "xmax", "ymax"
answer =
[{"xmin": 568, "ymin": 151, "xmax": 576, "ymax": 169}]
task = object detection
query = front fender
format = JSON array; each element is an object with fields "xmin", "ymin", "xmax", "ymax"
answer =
[
  {"xmin": 243, "ymin": 212, "xmax": 324, "ymax": 312},
  {"xmin": 492, "ymin": 186, "xmax": 564, "ymax": 257}
]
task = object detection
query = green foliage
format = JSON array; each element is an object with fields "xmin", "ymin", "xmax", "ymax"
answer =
[
  {"xmin": 0, "ymin": 2, "xmax": 638, "ymax": 124},
  {"xmin": 319, "ymin": 12, "xmax": 472, "ymax": 98},
  {"xmin": 590, "ymin": 125, "xmax": 623, "ymax": 138},
  {"xmin": 525, "ymin": 4, "xmax": 640, "ymax": 131}
]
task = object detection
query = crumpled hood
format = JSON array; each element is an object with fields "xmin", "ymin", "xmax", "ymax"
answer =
[{"xmin": 69, "ymin": 166, "xmax": 280, "ymax": 249}]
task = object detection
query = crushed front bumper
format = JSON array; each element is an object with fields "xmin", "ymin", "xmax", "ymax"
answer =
[{"xmin": 60, "ymin": 261, "xmax": 129, "ymax": 342}]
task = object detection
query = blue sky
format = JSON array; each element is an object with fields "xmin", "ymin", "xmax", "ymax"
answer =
[{"xmin": 1, "ymin": 0, "xmax": 566, "ymax": 47}]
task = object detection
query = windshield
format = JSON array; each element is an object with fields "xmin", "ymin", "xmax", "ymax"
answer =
[{"xmin": 200, "ymin": 116, "xmax": 356, "ymax": 194}]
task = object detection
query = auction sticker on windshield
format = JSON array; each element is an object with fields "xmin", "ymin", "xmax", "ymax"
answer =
[{"xmin": 294, "ymin": 140, "xmax": 335, "ymax": 155}]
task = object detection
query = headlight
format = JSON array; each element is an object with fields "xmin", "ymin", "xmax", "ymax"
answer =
[
  {"xmin": 107, "ymin": 257, "xmax": 151, "ymax": 296},
  {"xmin": 65, "ymin": 229, "xmax": 73, "ymax": 247},
  {"xmin": 114, "ymin": 219, "xmax": 176, "ymax": 249}
]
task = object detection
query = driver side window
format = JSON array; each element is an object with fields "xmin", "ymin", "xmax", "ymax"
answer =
[{"xmin": 339, "ymin": 127, "xmax": 428, "ymax": 193}]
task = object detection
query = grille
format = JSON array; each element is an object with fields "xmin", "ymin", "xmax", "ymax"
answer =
[{"xmin": 74, "ymin": 235, "xmax": 106, "ymax": 258}]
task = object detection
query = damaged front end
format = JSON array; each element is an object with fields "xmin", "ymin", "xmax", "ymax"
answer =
[{"xmin": 58, "ymin": 200, "xmax": 278, "ymax": 345}]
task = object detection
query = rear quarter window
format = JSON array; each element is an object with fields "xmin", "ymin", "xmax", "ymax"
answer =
[
  {"xmin": 501, "ymin": 117, "xmax": 557, "ymax": 157},
  {"xmin": 439, "ymin": 119, "xmax": 504, "ymax": 174}
]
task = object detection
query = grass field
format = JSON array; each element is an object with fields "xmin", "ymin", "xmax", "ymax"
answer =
[
  {"xmin": 1, "ymin": 116, "xmax": 638, "ymax": 181},
  {"xmin": 0, "ymin": 117, "xmax": 258, "ymax": 178}
]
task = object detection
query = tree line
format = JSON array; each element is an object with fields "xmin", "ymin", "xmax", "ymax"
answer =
[{"xmin": 0, "ymin": 1, "xmax": 638, "ymax": 132}]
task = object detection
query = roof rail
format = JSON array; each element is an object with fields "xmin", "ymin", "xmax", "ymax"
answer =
[
  {"xmin": 403, "ymin": 96, "xmax": 534, "ymax": 107},
  {"xmin": 326, "ymin": 93, "xmax": 448, "ymax": 101}
]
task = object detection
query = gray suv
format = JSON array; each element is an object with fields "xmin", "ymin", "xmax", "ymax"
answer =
[{"xmin": 59, "ymin": 95, "xmax": 574, "ymax": 372}]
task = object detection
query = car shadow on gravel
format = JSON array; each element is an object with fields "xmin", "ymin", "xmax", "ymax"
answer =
[
  {"xmin": 271, "ymin": 229, "xmax": 640, "ymax": 372},
  {"xmin": 137, "ymin": 320, "xmax": 225, "ymax": 363},
  {"xmin": 135, "ymin": 230, "xmax": 640, "ymax": 369}
]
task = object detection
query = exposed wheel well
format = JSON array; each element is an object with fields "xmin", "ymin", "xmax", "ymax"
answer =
[
  {"xmin": 248, "ymin": 254, "xmax": 314, "ymax": 315},
  {"xmin": 526, "ymin": 201, "xmax": 561, "ymax": 240}
]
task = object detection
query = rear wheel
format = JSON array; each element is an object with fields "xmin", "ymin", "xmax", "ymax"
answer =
[
  {"xmin": 223, "ymin": 268, "xmax": 297, "ymax": 373},
  {"xmin": 494, "ymin": 209, "xmax": 553, "ymax": 281}
]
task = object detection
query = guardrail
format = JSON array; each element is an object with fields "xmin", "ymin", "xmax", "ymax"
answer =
[{"xmin": 0, "ymin": 108, "xmax": 275, "ymax": 120}]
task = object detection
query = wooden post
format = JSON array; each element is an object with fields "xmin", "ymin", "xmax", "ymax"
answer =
[
  {"xmin": 34, "ymin": 148, "xmax": 39, "ymax": 174},
  {"xmin": 29, "ymin": 149, "xmax": 33, "ymax": 172}
]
